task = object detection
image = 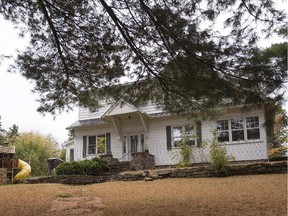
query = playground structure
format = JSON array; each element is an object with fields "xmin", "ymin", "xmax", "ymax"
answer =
[{"xmin": 0, "ymin": 143, "xmax": 31, "ymax": 184}]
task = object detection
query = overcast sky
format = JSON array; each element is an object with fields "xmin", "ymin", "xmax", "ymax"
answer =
[
  {"xmin": 0, "ymin": 2, "xmax": 287, "ymax": 145},
  {"xmin": 0, "ymin": 17, "xmax": 78, "ymax": 144}
]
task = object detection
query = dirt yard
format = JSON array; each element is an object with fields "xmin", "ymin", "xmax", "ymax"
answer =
[{"xmin": 0, "ymin": 174, "xmax": 286, "ymax": 216}]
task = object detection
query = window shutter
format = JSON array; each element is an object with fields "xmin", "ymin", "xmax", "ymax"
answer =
[
  {"xmin": 106, "ymin": 133, "xmax": 111, "ymax": 155},
  {"xmin": 166, "ymin": 126, "xmax": 172, "ymax": 151},
  {"xmin": 196, "ymin": 121, "xmax": 202, "ymax": 148},
  {"xmin": 83, "ymin": 136, "xmax": 87, "ymax": 158}
]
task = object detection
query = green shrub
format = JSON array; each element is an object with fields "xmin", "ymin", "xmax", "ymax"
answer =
[
  {"xmin": 209, "ymin": 130, "xmax": 230, "ymax": 176},
  {"xmin": 79, "ymin": 157, "xmax": 110, "ymax": 175},
  {"xmin": 56, "ymin": 161, "xmax": 83, "ymax": 175},
  {"xmin": 56, "ymin": 157, "xmax": 109, "ymax": 176}
]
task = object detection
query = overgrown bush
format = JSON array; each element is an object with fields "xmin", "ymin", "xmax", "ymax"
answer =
[
  {"xmin": 56, "ymin": 157, "xmax": 109, "ymax": 176},
  {"xmin": 80, "ymin": 157, "xmax": 110, "ymax": 175},
  {"xmin": 209, "ymin": 130, "xmax": 232, "ymax": 176}
]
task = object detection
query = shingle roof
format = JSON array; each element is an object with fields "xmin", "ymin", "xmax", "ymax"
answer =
[{"xmin": 66, "ymin": 118, "xmax": 108, "ymax": 129}]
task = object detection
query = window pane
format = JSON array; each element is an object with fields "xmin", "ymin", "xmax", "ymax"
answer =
[
  {"xmin": 141, "ymin": 134, "xmax": 145, "ymax": 151},
  {"xmin": 88, "ymin": 136, "xmax": 96, "ymax": 154},
  {"xmin": 123, "ymin": 136, "xmax": 127, "ymax": 154},
  {"xmin": 217, "ymin": 131, "xmax": 229, "ymax": 142},
  {"xmin": 247, "ymin": 129, "xmax": 260, "ymax": 140},
  {"xmin": 83, "ymin": 136, "xmax": 87, "ymax": 158},
  {"xmin": 216, "ymin": 120, "xmax": 229, "ymax": 142},
  {"xmin": 97, "ymin": 135, "xmax": 106, "ymax": 154},
  {"xmin": 246, "ymin": 117, "xmax": 260, "ymax": 140},
  {"xmin": 232, "ymin": 130, "xmax": 244, "ymax": 141},
  {"xmin": 231, "ymin": 118, "xmax": 243, "ymax": 129},
  {"xmin": 173, "ymin": 126, "xmax": 182, "ymax": 138},
  {"xmin": 217, "ymin": 120, "xmax": 228, "ymax": 131},
  {"xmin": 70, "ymin": 149, "xmax": 74, "ymax": 161},
  {"xmin": 246, "ymin": 117, "xmax": 259, "ymax": 128}
]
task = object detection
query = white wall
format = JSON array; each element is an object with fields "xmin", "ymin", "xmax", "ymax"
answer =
[{"xmin": 70, "ymin": 106, "xmax": 268, "ymax": 165}]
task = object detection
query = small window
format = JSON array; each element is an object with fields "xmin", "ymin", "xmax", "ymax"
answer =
[
  {"xmin": 83, "ymin": 136, "xmax": 87, "ymax": 158},
  {"xmin": 231, "ymin": 118, "xmax": 244, "ymax": 141},
  {"xmin": 141, "ymin": 134, "xmax": 145, "ymax": 152},
  {"xmin": 246, "ymin": 117, "xmax": 260, "ymax": 140},
  {"xmin": 88, "ymin": 136, "xmax": 96, "ymax": 154},
  {"xmin": 217, "ymin": 120, "xmax": 229, "ymax": 142},
  {"xmin": 69, "ymin": 148, "xmax": 74, "ymax": 161},
  {"xmin": 123, "ymin": 136, "xmax": 127, "ymax": 154}
]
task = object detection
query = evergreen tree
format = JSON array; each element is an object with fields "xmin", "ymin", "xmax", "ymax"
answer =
[
  {"xmin": 7, "ymin": 124, "xmax": 19, "ymax": 138},
  {"xmin": 0, "ymin": 1, "xmax": 286, "ymax": 115}
]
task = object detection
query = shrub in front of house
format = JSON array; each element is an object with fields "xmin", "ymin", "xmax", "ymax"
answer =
[
  {"xmin": 55, "ymin": 161, "xmax": 83, "ymax": 175},
  {"xmin": 56, "ymin": 157, "xmax": 109, "ymax": 176},
  {"xmin": 80, "ymin": 157, "xmax": 110, "ymax": 175}
]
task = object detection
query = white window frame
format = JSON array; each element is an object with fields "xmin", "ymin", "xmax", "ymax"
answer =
[
  {"xmin": 216, "ymin": 116, "xmax": 261, "ymax": 144},
  {"xmin": 86, "ymin": 134, "xmax": 107, "ymax": 155},
  {"xmin": 172, "ymin": 125, "xmax": 197, "ymax": 148}
]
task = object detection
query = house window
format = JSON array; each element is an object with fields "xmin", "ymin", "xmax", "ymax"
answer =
[
  {"xmin": 88, "ymin": 136, "xmax": 96, "ymax": 154},
  {"xmin": 86, "ymin": 134, "xmax": 107, "ymax": 155},
  {"xmin": 231, "ymin": 118, "xmax": 244, "ymax": 141},
  {"xmin": 172, "ymin": 125, "xmax": 196, "ymax": 148},
  {"xmin": 216, "ymin": 116, "xmax": 260, "ymax": 143},
  {"xmin": 123, "ymin": 136, "xmax": 127, "ymax": 154},
  {"xmin": 246, "ymin": 117, "xmax": 260, "ymax": 140},
  {"xmin": 141, "ymin": 134, "xmax": 145, "ymax": 152},
  {"xmin": 83, "ymin": 136, "xmax": 87, "ymax": 158},
  {"xmin": 69, "ymin": 148, "xmax": 74, "ymax": 161},
  {"xmin": 97, "ymin": 134, "xmax": 106, "ymax": 154},
  {"xmin": 216, "ymin": 120, "xmax": 229, "ymax": 142}
]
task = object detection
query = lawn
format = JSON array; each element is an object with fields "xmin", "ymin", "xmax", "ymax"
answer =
[{"xmin": 0, "ymin": 174, "xmax": 287, "ymax": 216}]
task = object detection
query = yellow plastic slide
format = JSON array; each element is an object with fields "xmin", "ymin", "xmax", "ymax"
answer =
[{"xmin": 13, "ymin": 159, "xmax": 31, "ymax": 181}]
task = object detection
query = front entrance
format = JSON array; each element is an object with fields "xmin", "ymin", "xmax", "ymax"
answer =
[{"xmin": 122, "ymin": 134, "xmax": 145, "ymax": 161}]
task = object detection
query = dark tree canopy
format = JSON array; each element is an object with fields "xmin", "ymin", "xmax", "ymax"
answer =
[{"xmin": 0, "ymin": 0, "xmax": 287, "ymax": 116}]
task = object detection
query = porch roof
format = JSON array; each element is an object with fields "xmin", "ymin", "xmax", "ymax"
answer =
[
  {"xmin": 101, "ymin": 100, "xmax": 149, "ymax": 119},
  {"xmin": 66, "ymin": 118, "xmax": 107, "ymax": 129}
]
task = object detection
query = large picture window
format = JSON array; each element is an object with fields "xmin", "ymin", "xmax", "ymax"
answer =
[
  {"xmin": 216, "ymin": 116, "xmax": 260, "ymax": 143},
  {"xmin": 172, "ymin": 125, "xmax": 196, "ymax": 148}
]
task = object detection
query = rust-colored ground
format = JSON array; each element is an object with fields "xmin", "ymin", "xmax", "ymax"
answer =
[{"xmin": 0, "ymin": 174, "xmax": 286, "ymax": 216}]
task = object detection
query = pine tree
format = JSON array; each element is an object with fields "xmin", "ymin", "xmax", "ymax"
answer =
[{"xmin": 0, "ymin": 1, "xmax": 286, "ymax": 115}]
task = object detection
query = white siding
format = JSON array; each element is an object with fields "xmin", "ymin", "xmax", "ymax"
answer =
[
  {"xmin": 69, "ymin": 106, "xmax": 268, "ymax": 166},
  {"xmin": 201, "ymin": 107, "xmax": 268, "ymax": 162},
  {"xmin": 65, "ymin": 141, "xmax": 74, "ymax": 162},
  {"xmin": 78, "ymin": 103, "xmax": 112, "ymax": 120}
]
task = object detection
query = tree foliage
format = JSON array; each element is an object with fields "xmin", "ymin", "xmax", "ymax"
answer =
[
  {"xmin": 14, "ymin": 132, "xmax": 59, "ymax": 176},
  {"xmin": 271, "ymin": 107, "xmax": 288, "ymax": 148},
  {"xmin": 0, "ymin": 0, "xmax": 286, "ymax": 115}
]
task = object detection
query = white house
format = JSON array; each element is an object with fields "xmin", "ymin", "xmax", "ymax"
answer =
[{"xmin": 65, "ymin": 100, "xmax": 268, "ymax": 166}]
